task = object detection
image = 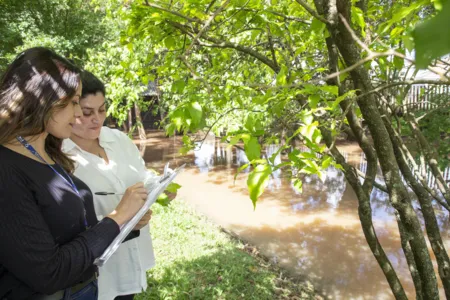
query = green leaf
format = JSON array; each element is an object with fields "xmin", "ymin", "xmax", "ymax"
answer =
[
  {"xmin": 171, "ymin": 109, "xmax": 185, "ymax": 131},
  {"xmin": 230, "ymin": 135, "xmax": 241, "ymax": 146},
  {"xmin": 321, "ymin": 156, "xmax": 333, "ymax": 169},
  {"xmin": 312, "ymin": 128, "xmax": 322, "ymax": 144},
  {"xmin": 321, "ymin": 85, "xmax": 339, "ymax": 96},
  {"xmin": 244, "ymin": 137, "xmax": 261, "ymax": 161},
  {"xmin": 276, "ymin": 66, "xmax": 287, "ymax": 85},
  {"xmin": 182, "ymin": 135, "xmax": 190, "ymax": 146},
  {"xmin": 245, "ymin": 115, "xmax": 255, "ymax": 132},
  {"xmin": 377, "ymin": 22, "xmax": 392, "ymax": 36},
  {"xmin": 333, "ymin": 163, "xmax": 344, "ymax": 171},
  {"xmin": 378, "ymin": 57, "xmax": 387, "ymax": 73},
  {"xmin": 164, "ymin": 36, "xmax": 176, "ymax": 49},
  {"xmin": 156, "ymin": 193, "xmax": 171, "ymax": 206},
  {"xmin": 172, "ymin": 80, "xmax": 185, "ymax": 93},
  {"xmin": 394, "ymin": 54, "xmax": 404, "ymax": 69},
  {"xmin": 299, "ymin": 152, "xmax": 317, "ymax": 159},
  {"xmin": 292, "ymin": 179, "xmax": 303, "ymax": 193},
  {"xmin": 179, "ymin": 146, "xmax": 190, "ymax": 155},
  {"xmin": 166, "ymin": 182, "xmax": 181, "ymax": 193},
  {"xmin": 392, "ymin": 0, "xmax": 429, "ymax": 22},
  {"xmin": 240, "ymin": 133, "xmax": 251, "ymax": 143},
  {"xmin": 390, "ymin": 27, "xmax": 404, "ymax": 39},
  {"xmin": 165, "ymin": 123, "xmax": 176, "ymax": 136},
  {"xmin": 269, "ymin": 146, "xmax": 286, "ymax": 165},
  {"xmin": 247, "ymin": 164, "xmax": 272, "ymax": 208},
  {"xmin": 234, "ymin": 163, "xmax": 249, "ymax": 183},
  {"xmin": 272, "ymin": 161, "xmax": 292, "ymax": 172},
  {"xmin": 433, "ymin": 0, "xmax": 445, "ymax": 11},
  {"xmin": 339, "ymin": 72, "xmax": 349, "ymax": 82},
  {"xmin": 188, "ymin": 102, "xmax": 202, "ymax": 125},
  {"xmin": 300, "ymin": 111, "xmax": 314, "ymax": 125},
  {"xmin": 402, "ymin": 34, "xmax": 415, "ymax": 52},
  {"xmin": 299, "ymin": 121, "xmax": 319, "ymax": 141},
  {"xmin": 308, "ymin": 94, "xmax": 321, "ymax": 108},
  {"xmin": 351, "ymin": 6, "xmax": 365, "ymax": 36},
  {"xmin": 331, "ymin": 90, "xmax": 355, "ymax": 110},
  {"xmin": 126, "ymin": 43, "xmax": 133, "ymax": 52},
  {"xmin": 272, "ymin": 101, "xmax": 285, "ymax": 117},
  {"xmin": 413, "ymin": 1, "xmax": 450, "ymax": 68},
  {"xmin": 311, "ymin": 18, "xmax": 325, "ymax": 33}
]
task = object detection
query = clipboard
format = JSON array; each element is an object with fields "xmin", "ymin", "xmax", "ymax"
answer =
[{"xmin": 94, "ymin": 163, "xmax": 185, "ymax": 267}]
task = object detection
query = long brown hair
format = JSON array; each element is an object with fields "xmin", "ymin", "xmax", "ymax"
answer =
[{"xmin": 0, "ymin": 47, "xmax": 81, "ymax": 173}]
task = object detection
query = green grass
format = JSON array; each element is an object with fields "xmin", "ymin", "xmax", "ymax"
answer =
[{"xmin": 136, "ymin": 199, "xmax": 319, "ymax": 300}]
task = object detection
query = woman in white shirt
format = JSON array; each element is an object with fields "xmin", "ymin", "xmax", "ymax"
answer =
[{"xmin": 62, "ymin": 71, "xmax": 156, "ymax": 300}]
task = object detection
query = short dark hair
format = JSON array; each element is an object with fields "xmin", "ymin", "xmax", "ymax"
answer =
[{"xmin": 80, "ymin": 70, "xmax": 105, "ymax": 98}]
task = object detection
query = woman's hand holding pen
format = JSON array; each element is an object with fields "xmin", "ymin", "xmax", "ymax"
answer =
[{"xmin": 107, "ymin": 182, "xmax": 148, "ymax": 226}]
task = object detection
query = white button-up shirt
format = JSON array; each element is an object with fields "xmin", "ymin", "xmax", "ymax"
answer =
[{"xmin": 62, "ymin": 127, "xmax": 155, "ymax": 300}]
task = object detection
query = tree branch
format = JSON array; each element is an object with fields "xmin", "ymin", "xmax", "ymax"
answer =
[
  {"xmin": 319, "ymin": 17, "xmax": 378, "ymax": 196},
  {"xmin": 295, "ymin": 0, "xmax": 329, "ymax": 24},
  {"xmin": 185, "ymin": 0, "xmax": 231, "ymax": 55},
  {"xmin": 339, "ymin": 14, "xmax": 371, "ymax": 54},
  {"xmin": 266, "ymin": 24, "xmax": 279, "ymax": 72},
  {"xmin": 205, "ymin": 0, "xmax": 217, "ymax": 13},
  {"xmin": 265, "ymin": 9, "xmax": 310, "ymax": 24},
  {"xmin": 143, "ymin": 1, "xmax": 203, "ymax": 24},
  {"xmin": 209, "ymin": 0, "xmax": 251, "ymax": 31},
  {"xmin": 169, "ymin": 20, "xmax": 280, "ymax": 73},
  {"xmin": 356, "ymin": 170, "xmax": 388, "ymax": 193},
  {"xmin": 179, "ymin": 55, "xmax": 212, "ymax": 93}
]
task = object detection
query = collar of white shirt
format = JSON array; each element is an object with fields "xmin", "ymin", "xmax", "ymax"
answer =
[{"xmin": 62, "ymin": 126, "xmax": 116, "ymax": 153}]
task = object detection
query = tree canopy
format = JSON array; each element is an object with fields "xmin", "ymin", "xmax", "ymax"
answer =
[{"xmin": 0, "ymin": 0, "xmax": 108, "ymax": 70}]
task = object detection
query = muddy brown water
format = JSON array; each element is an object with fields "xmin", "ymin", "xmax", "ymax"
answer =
[{"xmin": 136, "ymin": 131, "xmax": 450, "ymax": 299}]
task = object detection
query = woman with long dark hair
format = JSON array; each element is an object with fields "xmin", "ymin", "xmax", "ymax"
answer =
[{"xmin": 0, "ymin": 47, "xmax": 147, "ymax": 300}]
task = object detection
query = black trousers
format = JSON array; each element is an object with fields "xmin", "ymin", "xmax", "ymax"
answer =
[{"xmin": 114, "ymin": 294, "xmax": 134, "ymax": 300}]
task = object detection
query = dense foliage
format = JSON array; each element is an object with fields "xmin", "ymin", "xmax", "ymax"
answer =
[{"xmin": 0, "ymin": 0, "xmax": 107, "ymax": 69}]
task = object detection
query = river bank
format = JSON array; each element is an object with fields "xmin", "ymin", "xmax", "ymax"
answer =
[{"xmin": 138, "ymin": 198, "xmax": 322, "ymax": 299}]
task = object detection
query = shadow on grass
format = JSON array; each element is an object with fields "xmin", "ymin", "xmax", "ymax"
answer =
[{"xmin": 138, "ymin": 245, "xmax": 316, "ymax": 300}]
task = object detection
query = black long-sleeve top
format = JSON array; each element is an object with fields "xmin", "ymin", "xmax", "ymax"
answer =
[{"xmin": 0, "ymin": 146, "xmax": 121, "ymax": 299}]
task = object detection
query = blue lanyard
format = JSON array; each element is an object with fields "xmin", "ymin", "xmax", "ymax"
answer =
[{"xmin": 16, "ymin": 136, "xmax": 89, "ymax": 229}]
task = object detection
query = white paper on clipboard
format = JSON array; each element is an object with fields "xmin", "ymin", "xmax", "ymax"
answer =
[{"xmin": 94, "ymin": 163, "xmax": 185, "ymax": 267}]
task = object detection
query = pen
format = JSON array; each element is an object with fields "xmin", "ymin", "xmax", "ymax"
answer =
[{"xmin": 95, "ymin": 192, "xmax": 124, "ymax": 196}]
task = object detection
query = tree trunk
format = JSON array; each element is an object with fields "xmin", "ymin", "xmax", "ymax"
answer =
[
  {"xmin": 297, "ymin": 95, "xmax": 408, "ymax": 299},
  {"xmin": 128, "ymin": 109, "xmax": 133, "ymax": 134},
  {"xmin": 381, "ymin": 107, "xmax": 450, "ymax": 298},
  {"xmin": 318, "ymin": 0, "xmax": 439, "ymax": 298},
  {"xmin": 134, "ymin": 104, "xmax": 147, "ymax": 140},
  {"xmin": 395, "ymin": 211, "xmax": 423, "ymax": 300},
  {"xmin": 122, "ymin": 120, "xmax": 129, "ymax": 133},
  {"xmin": 322, "ymin": 123, "xmax": 408, "ymax": 299}
]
